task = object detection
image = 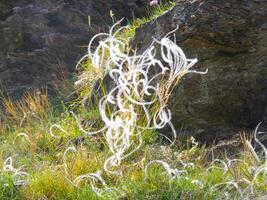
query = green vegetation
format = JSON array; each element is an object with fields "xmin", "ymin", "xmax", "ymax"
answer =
[
  {"xmin": 75, "ymin": 2, "xmax": 176, "ymax": 106},
  {"xmin": 120, "ymin": 2, "xmax": 175, "ymax": 40},
  {"xmin": 0, "ymin": 2, "xmax": 266, "ymax": 200},
  {"xmin": 0, "ymin": 90, "xmax": 266, "ymax": 199}
]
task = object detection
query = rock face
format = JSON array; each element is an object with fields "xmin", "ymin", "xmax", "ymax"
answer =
[
  {"xmin": 0, "ymin": 0, "xmax": 151, "ymax": 95},
  {"xmin": 132, "ymin": 0, "xmax": 267, "ymax": 140}
]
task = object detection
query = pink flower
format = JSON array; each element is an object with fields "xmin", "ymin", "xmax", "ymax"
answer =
[{"xmin": 149, "ymin": 0, "xmax": 158, "ymax": 6}]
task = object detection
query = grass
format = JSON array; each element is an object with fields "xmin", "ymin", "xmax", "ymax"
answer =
[
  {"xmin": 0, "ymin": 94, "xmax": 266, "ymax": 199},
  {"xmin": 0, "ymin": 172, "xmax": 23, "ymax": 200},
  {"xmin": 74, "ymin": 2, "xmax": 175, "ymax": 105},
  {"xmin": 0, "ymin": 2, "xmax": 266, "ymax": 200},
  {"xmin": 119, "ymin": 2, "xmax": 176, "ymax": 40},
  {"xmin": 0, "ymin": 90, "xmax": 266, "ymax": 199}
]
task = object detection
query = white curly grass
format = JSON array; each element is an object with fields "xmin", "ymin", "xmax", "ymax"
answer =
[{"xmin": 74, "ymin": 20, "xmax": 206, "ymax": 176}]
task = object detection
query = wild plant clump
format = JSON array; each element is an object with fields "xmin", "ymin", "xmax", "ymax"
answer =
[
  {"xmin": 72, "ymin": 20, "xmax": 206, "ymax": 191},
  {"xmin": 71, "ymin": 20, "xmax": 267, "ymax": 199}
]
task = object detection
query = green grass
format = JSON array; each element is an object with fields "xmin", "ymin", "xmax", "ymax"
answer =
[
  {"xmin": 1, "ymin": 93, "xmax": 266, "ymax": 200},
  {"xmin": 0, "ymin": 97, "xmax": 266, "ymax": 200},
  {"xmin": 0, "ymin": 172, "xmax": 23, "ymax": 200},
  {"xmin": 119, "ymin": 2, "xmax": 175, "ymax": 40}
]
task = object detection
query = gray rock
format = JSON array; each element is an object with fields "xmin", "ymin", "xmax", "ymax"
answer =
[
  {"xmin": 0, "ymin": 0, "xmax": 152, "ymax": 96},
  {"xmin": 131, "ymin": 0, "xmax": 267, "ymax": 141}
]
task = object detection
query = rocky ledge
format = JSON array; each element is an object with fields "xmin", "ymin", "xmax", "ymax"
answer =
[{"xmin": 132, "ymin": 0, "xmax": 267, "ymax": 141}]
